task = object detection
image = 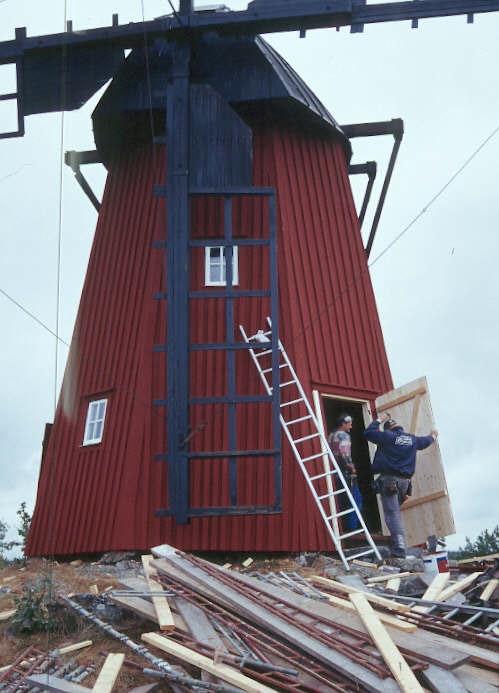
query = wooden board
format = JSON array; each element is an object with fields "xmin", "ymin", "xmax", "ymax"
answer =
[
  {"xmin": 367, "ymin": 572, "xmax": 412, "ymax": 583},
  {"xmin": 142, "ymin": 633, "xmax": 278, "ymax": 693},
  {"xmin": 141, "ymin": 554, "xmax": 175, "ymax": 631},
  {"xmin": 438, "ymin": 572, "xmax": 483, "ymax": 602},
  {"xmin": 349, "ymin": 592, "xmax": 424, "ymax": 693},
  {"xmin": 310, "ymin": 575, "xmax": 411, "ymax": 613},
  {"xmin": 165, "ymin": 556, "xmax": 471, "ymax": 671},
  {"xmin": 386, "ymin": 578, "xmax": 401, "ymax": 592},
  {"xmin": 323, "ymin": 593, "xmax": 416, "ymax": 632},
  {"xmin": 480, "ymin": 579, "xmax": 498, "ymax": 601},
  {"xmin": 0, "ymin": 608, "xmax": 16, "ymax": 621},
  {"xmin": 413, "ymin": 572, "xmax": 450, "ymax": 613},
  {"xmin": 458, "ymin": 552, "xmax": 499, "ymax": 564},
  {"xmin": 419, "ymin": 664, "xmax": 468, "ymax": 693},
  {"xmin": 375, "ymin": 376, "xmax": 455, "ymax": 546},
  {"xmin": 92, "ymin": 654, "xmax": 125, "ymax": 693},
  {"xmin": 153, "ymin": 553, "xmax": 399, "ymax": 692},
  {"xmin": 26, "ymin": 675, "xmax": 90, "ymax": 693}
]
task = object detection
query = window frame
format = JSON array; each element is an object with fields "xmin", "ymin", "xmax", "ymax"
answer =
[
  {"xmin": 82, "ymin": 398, "xmax": 108, "ymax": 446},
  {"xmin": 204, "ymin": 245, "xmax": 239, "ymax": 287}
]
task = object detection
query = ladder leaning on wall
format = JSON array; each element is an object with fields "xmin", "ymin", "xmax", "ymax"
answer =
[{"xmin": 240, "ymin": 317, "xmax": 381, "ymax": 570}]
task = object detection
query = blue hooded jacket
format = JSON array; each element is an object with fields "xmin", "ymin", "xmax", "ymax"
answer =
[{"xmin": 364, "ymin": 420, "xmax": 435, "ymax": 477}]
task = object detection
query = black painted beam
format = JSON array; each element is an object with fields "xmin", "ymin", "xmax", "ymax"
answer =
[{"xmin": 2, "ymin": 1, "xmax": 499, "ymax": 63}]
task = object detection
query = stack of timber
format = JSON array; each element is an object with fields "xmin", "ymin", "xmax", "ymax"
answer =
[{"xmin": 103, "ymin": 545, "xmax": 499, "ymax": 693}]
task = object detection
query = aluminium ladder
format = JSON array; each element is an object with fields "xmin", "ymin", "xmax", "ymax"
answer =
[{"xmin": 240, "ymin": 318, "xmax": 381, "ymax": 570}]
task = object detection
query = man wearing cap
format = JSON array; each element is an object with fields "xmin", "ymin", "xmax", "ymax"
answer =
[
  {"xmin": 364, "ymin": 413, "xmax": 438, "ymax": 558},
  {"xmin": 328, "ymin": 414, "xmax": 358, "ymax": 520}
]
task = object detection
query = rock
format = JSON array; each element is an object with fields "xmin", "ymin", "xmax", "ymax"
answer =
[
  {"xmin": 398, "ymin": 575, "xmax": 429, "ymax": 597},
  {"xmin": 98, "ymin": 551, "xmax": 136, "ymax": 565},
  {"xmin": 70, "ymin": 559, "xmax": 83, "ymax": 567},
  {"xmin": 386, "ymin": 556, "xmax": 425, "ymax": 573},
  {"xmin": 295, "ymin": 552, "xmax": 320, "ymax": 568}
]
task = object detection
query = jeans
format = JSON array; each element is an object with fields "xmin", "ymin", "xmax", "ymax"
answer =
[{"xmin": 379, "ymin": 475, "xmax": 410, "ymax": 558}]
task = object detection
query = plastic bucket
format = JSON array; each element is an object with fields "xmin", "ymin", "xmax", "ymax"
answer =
[{"xmin": 423, "ymin": 551, "xmax": 449, "ymax": 575}]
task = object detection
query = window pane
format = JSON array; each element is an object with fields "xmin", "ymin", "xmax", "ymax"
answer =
[
  {"xmin": 86, "ymin": 421, "xmax": 95, "ymax": 441},
  {"xmin": 94, "ymin": 420, "xmax": 103, "ymax": 440},
  {"xmin": 209, "ymin": 265, "xmax": 220, "ymax": 283},
  {"xmin": 89, "ymin": 401, "xmax": 98, "ymax": 422},
  {"xmin": 97, "ymin": 400, "xmax": 106, "ymax": 419},
  {"xmin": 210, "ymin": 247, "xmax": 221, "ymax": 260}
]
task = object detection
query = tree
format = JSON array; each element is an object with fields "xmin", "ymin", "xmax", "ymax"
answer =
[
  {"xmin": 16, "ymin": 502, "xmax": 32, "ymax": 556},
  {"xmin": 456, "ymin": 525, "xmax": 499, "ymax": 559}
]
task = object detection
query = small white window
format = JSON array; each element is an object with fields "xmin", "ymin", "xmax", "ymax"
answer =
[
  {"xmin": 83, "ymin": 398, "xmax": 108, "ymax": 445},
  {"xmin": 205, "ymin": 246, "xmax": 239, "ymax": 286}
]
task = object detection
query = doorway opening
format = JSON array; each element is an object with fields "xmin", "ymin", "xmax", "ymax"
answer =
[{"xmin": 322, "ymin": 397, "xmax": 381, "ymax": 533}]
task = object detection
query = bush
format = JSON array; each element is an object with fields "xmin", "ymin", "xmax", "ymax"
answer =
[{"xmin": 10, "ymin": 576, "xmax": 56, "ymax": 634}]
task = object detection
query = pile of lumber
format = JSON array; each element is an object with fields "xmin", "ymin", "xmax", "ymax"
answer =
[{"xmin": 104, "ymin": 545, "xmax": 498, "ymax": 693}]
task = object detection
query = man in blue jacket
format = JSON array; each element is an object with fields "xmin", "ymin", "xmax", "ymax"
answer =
[{"xmin": 364, "ymin": 413, "xmax": 438, "ymax": 558}]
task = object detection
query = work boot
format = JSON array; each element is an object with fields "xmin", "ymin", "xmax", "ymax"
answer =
[{"xmin": 390, "ymin": 534, "xmax": 406, "ymax": 559}]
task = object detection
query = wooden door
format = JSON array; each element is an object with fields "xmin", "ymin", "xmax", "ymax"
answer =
[{"xmin": 375, "ymin": 376, "xmax": 455, "ymax": 547}]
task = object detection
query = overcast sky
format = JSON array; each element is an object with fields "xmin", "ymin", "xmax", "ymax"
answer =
[{"xmin": 1, "ymin": 1, "xmax": 498, "ymax": 553}]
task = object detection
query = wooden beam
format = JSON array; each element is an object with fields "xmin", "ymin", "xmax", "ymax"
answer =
[
  {"xmin": 409, "ymin": 393, "xmax": 422, "ymax": 434},
  {"xmin": 349, "ymin": 592, "xmax": 424, "ymax": 693},
  {"xmin": 438, "ymin": 572, "xmax": 483, "ymax": 602},
  {"xmin": 310, "ymin": 575, "xmax": 411, "ymax": 613},
  {"xmin": 110, "ymin": 593, "xmax": 159, "ymax": 623},
  {"xmin": 458, "ymin": 552, "xmax": 499, "ymax": 564},
  {"xmin": 419, "ymin": 664, "xmax": 467, "ymax": 693},
  {"xmin": 142, "ymin": 633, "xmax": 278, "ymax": 693},
  {"xmin": 141, "ymin": 554, "xmax": 175, "ymax": 631},
  {"xmin": 480, "ymin": 579, "xmax": 498, "ymax": 601},
  {"xmin": 413, "ymin": 572, "xmax": 450, "ymax": 614},
  {"xmin": 376, "ymin": 386, "xmax": 427, "ymax": 412},
  {"xmin": 367, "ymin": 572, "xmax": 412, "ymax": 584},
  {"xmin": 400, "ymin": 490, "xmax": 447, "ymax": 511},
  {"xmin": 386, "ymin": 578, "xmax": 401, "ymax": 592},
  {"xmin": 324, "ymin": 593, "xmax": 416, "ymax": 632},
  {"xmin": 26, "ymin": 675, "xmax": 90, "ymax": 693},
  {"xmin": 0, "ymin": 608, "xmax": 16, "ymax": 621},
  {"xmin": 92, "ymin": 653, "xmax": 125, "ymax": 693}
]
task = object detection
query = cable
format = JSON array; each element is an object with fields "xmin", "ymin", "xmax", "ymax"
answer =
[
  {"xmin": 0, "ymin": 287, "xmax": 69, "ymax": 345},
  {"xmin": 140, "ymin": 0, "xmax": 156, "ymax": 141},
  {"xmin": 0, "ymin": 164, "xmax": 31, "ymax": 183}
]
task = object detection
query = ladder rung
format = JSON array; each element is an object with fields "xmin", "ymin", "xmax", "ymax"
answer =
[
  {"xmin": 294, "ymin": 433, "xmax": 321, "ymax": 444},
  {"xmin": 254, "ymin": 348, "xmax": 274, "ymax": 357},
  {"xmin": 280, "ymin": 398, "xmax": 303, "ymax": 408},
  {"xmin": 339, "ymin": 529, "xmax": 364, "ymax": 540},
  {"xmin": 463, "ymin": 612, "xmax": 481, "ymax": 626},
  {"xmin": 285, "ymin": 415, "xmax": 313, "ymax": 426},
  {"xmin": 301, "ymin": 452, "xmax": 325, "ymax": 463},
  {"xmin": 279, "ymin": 380, "xmax": 296, "ymax": 388},
  {"xmin": 443, "ymin": 608, "xmax": 460, "ymax": 620},
  {"xmin": 346, "ymin": 549, "xmax": 377, "ymax": 562},
  {"xmin": 326, "ymin": 508, "xmax": 355, "ymax": 520},
  {"xmin": 310, "ymin": 470, "xmax": 336, "ymax": 481},
  {"xmin": 262, "ymin": 364, "xmax": 288, "ymax": 374}
]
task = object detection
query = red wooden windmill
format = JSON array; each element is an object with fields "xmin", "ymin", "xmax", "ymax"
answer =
[{"xmin": 1, "ymin": 1, "xmax": 493, "ymax": 562}]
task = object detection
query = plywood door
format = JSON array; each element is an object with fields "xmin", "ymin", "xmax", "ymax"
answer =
[{"xmin": 375, "ymin": 376, "xmax": 455, "ymax": 547}]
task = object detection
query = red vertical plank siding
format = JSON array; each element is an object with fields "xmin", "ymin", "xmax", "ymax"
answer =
[{"xmin": 26, "ymin": 125, "xmax": 392, "ymax": 557}]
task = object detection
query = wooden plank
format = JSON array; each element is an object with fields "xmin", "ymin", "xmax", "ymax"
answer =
[
  {"xmin": 419, "ymin": 664, "xmax": 467, "ymax": 693},
  {"xmin": 454, "ymin": 667, "xmax": 499, "ymax": 693},
  {"xmin": 376, "ymin": 385, "xmax": 427, "ymax": 412},
  {"xmin": 56, "ymin": 640, "xmax": 93, "ymax": 655},
  {"xmin": 386, "ymin": 578, "xmax": 401, "ymax": 592},
  {"xmin": 458, "ymin": 664, "xmax": 499, "ymax": 687},
  {"xmin": 438, "ymin": 572, "xmax": 483, "ymax": 602},
  {"xmin": 175, "ymin": 597, "xmax": 226, "ymax": 651},
  {"xmin": 142, "ymin": 633, "xmax": 278, "ymax": 693},
  {"xmin": 400, "ymin": 490, "xmax": 447, "ymax": 511},
  {"xmin": 213, "ymin": 564, "xmax": 474, "ymax": 671},
  {"xmin": 310, "ymin": 575, "xmax": 411, "ymax": 613},
  {"xmin": 458, "ymin": 552, "xmax": 499, "ymax": 564},
  {"xmin": 324, "ymin": 593, "xmax": 416, "ymax": 632},
  {"xmin": 152, "ymin": 553, "xmax": 399, "ymax": 692},
  {"xmin": 0, "ymin": 608, "xmax": 16, "ymax": 621},
  {"xmin": 480, "ymin": 578, "xmax": 498, "ymax": 601},
  {"xmin": 349, "ymin": 592, "xmax": 424, "ymax": 693},
  {"xmin": 110, "ymin": 593, "xmax": 159, "ymax": 623},
  {"xmin": 141, "ymin": 554, "xmax": 175, "ymax": 631},
  {"xmin": 92, "ymin": 653, "xmax": 125, "ymax": 693},
  {"xmin": 409, "ymin": 393, "xmax": 422, "ymax": 434},
  {"xmin": 367, "ymin": 572, "xmax": 412, "ymax": 584},
  {"xmin": 375, "ymin": 376, "xmax": 455, "ymax": 546},
  {"xmin": 26, "ymin": 675, "xmax": 90, "ymax": 693},
  {"xmin": 413, "ymin": 572, "xmax": 450, "ymax": 614}
]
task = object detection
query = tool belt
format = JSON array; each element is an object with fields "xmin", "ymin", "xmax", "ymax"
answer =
[{"xmin": 373, "ymin": 475, "xmax": 412, "ymax": 496}]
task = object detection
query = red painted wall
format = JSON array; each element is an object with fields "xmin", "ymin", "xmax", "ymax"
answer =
[{"xmin": 27, "ymin": 125, "xmax": 392, "ymax": 556}]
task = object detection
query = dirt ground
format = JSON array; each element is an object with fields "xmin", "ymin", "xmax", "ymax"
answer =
[{"xmin": 0, "ymin": 552, "xmax": 332, "ymax": 689}]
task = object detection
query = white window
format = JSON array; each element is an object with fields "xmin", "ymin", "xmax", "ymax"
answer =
[
  {"xmin": 83, "ymin": 398, "xmax": 108, "ymax": 445},
  {"xmin": 205, "ymin": 245, "xmax": 239, "ymax": 286}
]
